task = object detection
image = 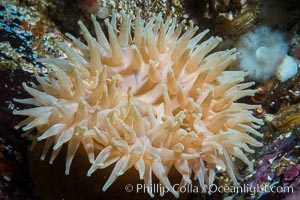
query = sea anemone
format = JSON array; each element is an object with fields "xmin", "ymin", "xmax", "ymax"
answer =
[
  {"xmin": 13, "ymin": 9, "xmax": 264, "ymax": 198},
  {"xmin": 236, "ymin": 26, "xmax": 291, "ymax": 82}
]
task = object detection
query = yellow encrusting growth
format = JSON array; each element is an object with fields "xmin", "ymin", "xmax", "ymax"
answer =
[{"xmin": 13, "ymin": 9, "xmax": 264, "ymax": 198}]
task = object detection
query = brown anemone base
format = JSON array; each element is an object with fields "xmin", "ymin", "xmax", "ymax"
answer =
[{"xmin": 27, "ymin": 142, "xmax": 187, "ymax": 200}]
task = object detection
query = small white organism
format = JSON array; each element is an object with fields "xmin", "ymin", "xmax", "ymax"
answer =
[
  {"xmin": 236, "ymin": 25, "xmax": 298, "ymax": 82},
  {"xmin": 276, "ymin": 55, "xmax": 299, "ymax": 82}
]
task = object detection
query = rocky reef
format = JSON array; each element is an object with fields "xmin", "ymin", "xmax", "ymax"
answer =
[{"xmin": 0, "ymin": 0, "xmax": 300, "ymax": 200}]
